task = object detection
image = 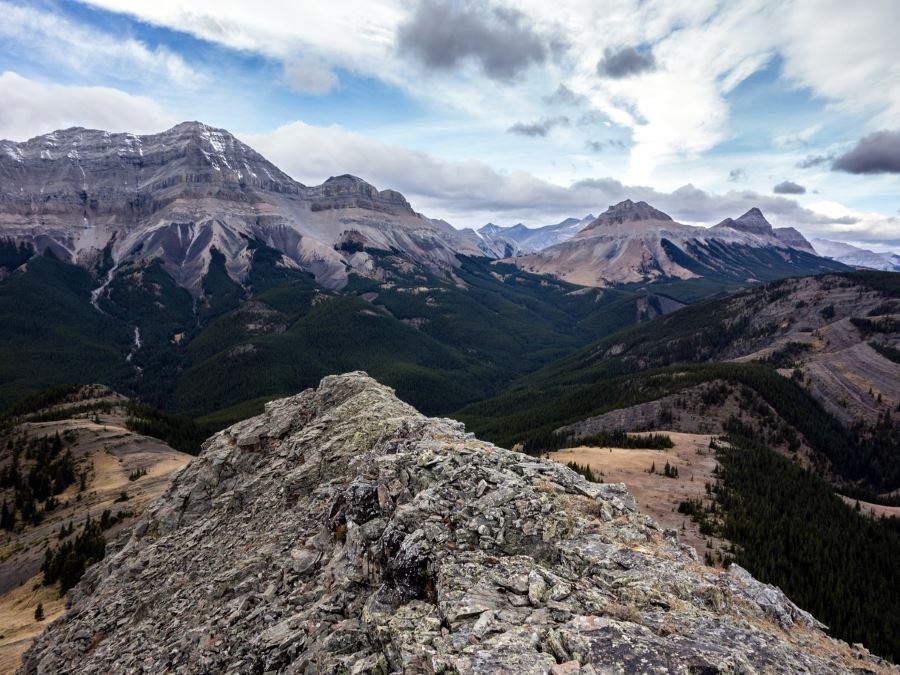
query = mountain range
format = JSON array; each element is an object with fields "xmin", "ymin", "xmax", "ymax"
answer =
[
  {"xmin": 508, "ymin": 200, "xmax": 846, "ymax": 289},
  {"xmin": 0, "ymin": 121, "xmax": 853, "ymax": 420},
  {"xmin": 0, "ymin": 122, "xmax": 484, "ymax": 294},
  {"xmin": 0, "ymin": 123, "xmax": 851, "ymax": 302},
  {"xmin": 2, "ymin": 121, "xmax": 900, "ymax": 670},
  {"xmin": 813, "ymin": 239, "xmax": 900, "ymax": 272},
  {"xmin": 477, "ymin": 214, "xmax": 595, "ymax": 254}
]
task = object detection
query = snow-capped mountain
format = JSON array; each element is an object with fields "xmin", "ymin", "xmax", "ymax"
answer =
[
  {"xmin": 477, "ymin": 214, "xmax": 595, "ymax": 253},
  {"xmin": 509, "ymin": 200, "xmax": 847, "ymax": 287},
  {"xmin": 0, "ymin": 122, "xmax": 485, "ymax": 293},
  {"xmin": 812, "ymin": 239, "xmax": 900, "ymax": 272}
]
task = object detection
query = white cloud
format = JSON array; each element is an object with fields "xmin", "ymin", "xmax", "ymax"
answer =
[
  {"xmin": 0, "ymin": 72, "xmax": 172, "ymax": 141},
  {"xmin": 243, "ymin": 120, "xmax": 879, "ymax": 244},
  {"xmin": 75, "ymin": 0, "xmax": 404, "ymax": 75},
  {"xmin": 0, "ymin": 2, "xmax": 203, "ymax": 87},
  {"xmin": 779, "ymin": 0, "xmax": 900, "ymax": 127}
]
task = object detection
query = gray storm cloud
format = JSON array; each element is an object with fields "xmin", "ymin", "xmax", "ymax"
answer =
[
  {"xmin": 397, "ymin": 0, "xmax": 550, "ymax": 82},
  {"xmin": 832, "ymin": 130, "xmax": 900, "ymax": 174},
  {"xmin": 597, "ymin": 46, "xmax": 656, "ymax": 78}
]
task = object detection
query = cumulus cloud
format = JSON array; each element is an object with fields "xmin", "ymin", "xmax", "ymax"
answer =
[
  {"xmin": 773, "ymin": 180, "xmax": 806, "ymax": 194},
  {"xmin": 832, "ymin": 130, "xmax": 900, "ymax": 174},
  {"xmin": 0, "ymin": 72, "xmax": 172, "ymax": 141},
  {"xmin": 596, "ymin": 46, "xmax": 656, "ymax": 78},
  {"xmin": 728, "ymin": 168, "xmax": 747, "ymax": 182},
  {"xmin": 282, "ymin": 56, "xmax": 339, "ymax": 95},
  {"xmin": 396, "ymin": 0, "xmax": 550, "ymax": 81},
  {"xmin": 507, "ymin": 116, "xmax": 569, "ymax": 137}
]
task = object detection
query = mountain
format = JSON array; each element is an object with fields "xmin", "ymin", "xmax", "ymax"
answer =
[
  {"xmin": 0, "ymin": 122, "xmax": 485, "ymax": 294},
  {"xmin": 813, "ymin": 239, "xmax": 900, "ymax": 272},
  {"xmin": 0, "ymin": 124, "xmax": 696, "ymax": 421},
  {"xmin": 509, "ymin": 201, "xmax": 847, "ymax": 292},
  {"xmin": 0, "ymin": 385, "xmax": 196, "ymax": 669},
  {"xmin": 19, "ymin": 373, "xmax": 893, "ymax": 673},
  {"xmin": 477, "ymin": 214, "xmax": 595, "ymax": 253}
]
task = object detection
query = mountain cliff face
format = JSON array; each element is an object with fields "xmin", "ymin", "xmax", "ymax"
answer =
[
  {"xmin": 509, "ymin": 201, "xmax": 846, "ymax": 288},
  {"xmin": 20, "ymin": 373, "xmax": 892, "ymax": 674},
  {"xmin": 0, "ymin": 123, "xmax": 483, "ymax": 294}
]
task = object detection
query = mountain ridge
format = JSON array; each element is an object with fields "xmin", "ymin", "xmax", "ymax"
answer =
[
  {"xmin": 19, "ymin": 372, "xmax": 894, "ymax": 674},
  {"xmin": 0, "ymin": 122, "xmax": 485, "ymax": 295}
]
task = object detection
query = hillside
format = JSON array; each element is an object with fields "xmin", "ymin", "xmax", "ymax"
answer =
[
  {"xmin": 0, "ymin": 385, "xmax": 193, "ymax": 672},
  {"xmin": 458, "ymin": 272, "xmax": 900, "ymax": 496},
  {"xmin": 0, "ymin": 238, "xmax": 681, "ymax": 422},
  {"xmin": 19, "ymin": 373, "xmax": 895, "ymax": 672}
]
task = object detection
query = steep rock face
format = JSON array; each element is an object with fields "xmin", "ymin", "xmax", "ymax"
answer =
[
  {"xmin": 713, "ymin": 207, "xmax": 774, "ymax": 238},
  {"xmin": 509, "ymin": 201, "xmax": 847, "ymax": 288},
  {"xmin": 773, "ymin": 227, "xmax": 816, "ymax": 254},
  {"xmin": 0, "ymin": 123, "xmax": 484, "ymax": 294},
  {"xmin": 21, "ymin": 373, "xmax": 891, "ymax": 674}
]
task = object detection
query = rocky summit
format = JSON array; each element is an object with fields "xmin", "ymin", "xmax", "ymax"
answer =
[{"xmin": 20, "ymin": 373, "xmax": 892, "ymax": 674}]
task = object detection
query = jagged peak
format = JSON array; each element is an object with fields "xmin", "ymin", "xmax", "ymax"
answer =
[{"xmin": 714, "ymin": 207, "xmax": 774, "ymax": 237}]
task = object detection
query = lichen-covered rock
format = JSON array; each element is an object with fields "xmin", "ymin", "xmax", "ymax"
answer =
[{"xmin": 20, "ymin": 373, "xmax": 895, "ymax": 674}]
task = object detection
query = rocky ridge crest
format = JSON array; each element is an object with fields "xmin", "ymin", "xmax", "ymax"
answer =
[{"xmin": 21, "ymin": 373, "xmax": 892, "ymax": 674}]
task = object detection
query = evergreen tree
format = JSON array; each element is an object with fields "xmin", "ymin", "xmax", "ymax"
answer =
[
  {"xmin": 34, "ymin": 602, "xmax": 44, "ymax": 621},
  {"xmin": 0, "ymin": 500, "xmax": 13, "ymax": 530}
]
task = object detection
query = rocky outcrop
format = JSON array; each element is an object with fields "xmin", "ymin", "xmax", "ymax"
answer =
[
  {"xmin": 20, "ymin": 373, "xmax": 892, "ymax": 674},
  {"xmin": 774, "ymin": 227, "xmax": 816, "ymax": 254}
]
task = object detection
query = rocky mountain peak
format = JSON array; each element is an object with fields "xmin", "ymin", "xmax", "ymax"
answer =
[
  {"xmin": 716, "ymin": 207, "xmax": 775, "ymax": 237},
  {"xmin": 773, "ymin": 226, "xmax": 815, "ymax": 253},
  {"xmin": 581, "ymin": 200, "xmax": 674, "ymax": 232},
  {"xmin": 21, "ymin": 372, "xmax": 887, "ymax": 673},
  {"xmin": 306, "ymin": 174, "xmax": 414, "ymax": 214}
]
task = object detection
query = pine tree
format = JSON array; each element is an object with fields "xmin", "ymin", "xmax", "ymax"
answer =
[
  {"xmin": 34, "ymin": 602, "xmax": 44, "ymax": 621},
  {"xmin": 0, "ymin": 501, "xmax": 13, "ymax": 530}
]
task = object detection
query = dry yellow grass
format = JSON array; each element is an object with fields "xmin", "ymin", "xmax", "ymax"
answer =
[
  {"xmin": 0, "ymin": 413, "xmax": 192, "ymax": 674},
  {"xmin": 0, "ymin": 575, "xmax": 65, "ymax": 675},
  {"xmin": 549, "ymin": 432, "xmax": 727, "ymax": 559}
]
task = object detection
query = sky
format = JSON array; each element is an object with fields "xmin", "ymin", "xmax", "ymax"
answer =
[{"xmin": 1, "ymin": 0, "xmax": 899, "ymax": 250}]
